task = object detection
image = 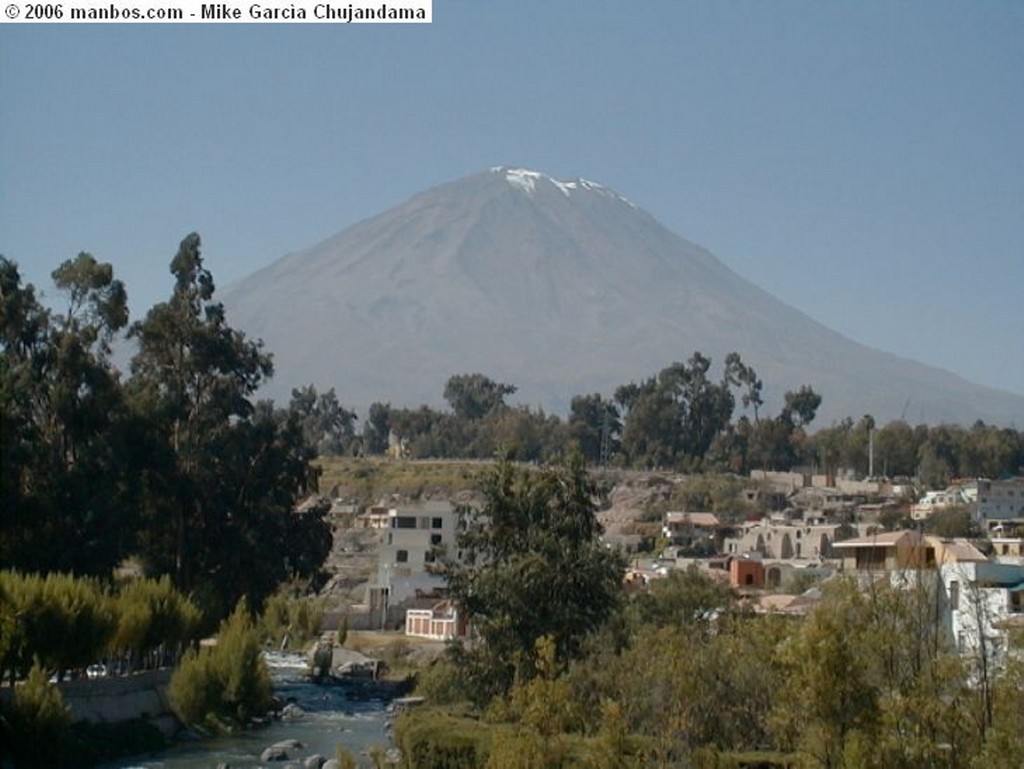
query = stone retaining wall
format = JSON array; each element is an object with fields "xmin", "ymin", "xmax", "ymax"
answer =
[{"xmin": 56, "ymin": 670, "xmax": 180, "ymax": 735}]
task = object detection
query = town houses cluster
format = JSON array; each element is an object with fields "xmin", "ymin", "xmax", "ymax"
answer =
[{"xmin": 315, "ymin": 471, "xmax": 1024, "ymax": 671}]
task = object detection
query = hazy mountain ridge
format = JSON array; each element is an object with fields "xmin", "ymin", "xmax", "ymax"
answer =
[{"xmin": 220, "ymin": 167, "xmax": 1024, "ymax": 426}]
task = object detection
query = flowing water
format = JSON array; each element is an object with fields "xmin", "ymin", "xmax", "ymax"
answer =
[{"xmin": 104, "ymin": 652, "xmax": 398, "ymax": 768}]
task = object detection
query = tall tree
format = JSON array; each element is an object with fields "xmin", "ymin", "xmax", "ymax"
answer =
[
  {"xmin": 445, "ymin": 452, "xmax": 625, "ymax": 703},
  {"xmin": 568, "ymin": 393, "xmax": 620, "ymax": 464},
  {"xmin": 443, "ymin": 373, "xmax": 516, "ymax": 421},
  {"xmin": 287, "ymin": 384, "xmax": 358, "ymax": 456},
  {"xmin": 0, "ymin": 254, "xmax": 134, "ymax": 575},
  {"xmin": 129, "ymin": 234, "xmax": 328, "ymax": 616},
  {"xmin": 616, "ymin": 353, "xmax": 736, "ymax": 469}
]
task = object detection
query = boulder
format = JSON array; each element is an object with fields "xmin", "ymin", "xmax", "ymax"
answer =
[{"xmin": 261, "ymin": 745, "xmax": 290, "ymax": 762}]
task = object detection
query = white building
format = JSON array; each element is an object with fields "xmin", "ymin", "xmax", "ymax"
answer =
[
  {"xmin": 910, "ymin": 487, "xmax": 971, "ymax": 521},
  {"xmin": 940, "ymin": 559, "xmax": 1024, "ymax": 670},
  {"xmin": 367, "ymin": 501, "xmax": 462, "ymax": 626},
  {"xmin": 976, "ymin": 477, "xmax": 1024, "ymax": 524}
]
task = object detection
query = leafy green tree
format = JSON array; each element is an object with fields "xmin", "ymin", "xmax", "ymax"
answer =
[
  {"xmin": 0, "ymin": 571, "xmax": 115, "ymax": 682},
  {"xmin": 771, "ymin": 580, "xmax": 881, "ymax": 768},
  {"xmin": 922, "ymin": 505, "xmax": 978, "ymax": 539},
  {"xmin": 445, "ymin": 453, "xmax": 625, "ymax": 702},
  {"xmin": 568, "ymin": 393, "xmax": 620, "ymax": 464},
  {"xmin": 0, "ymin": 255, "xmax": 136, "ymax": 575},
  {"xmin": 109, "ymin": 575, "xmax": 202, "ymax": 673},
  {"xmin": 725, "ymin": 351, "xmax": 763, "ymax": 422},
  {"xmin": 633, "ymin": 566, "xmax": 736, "ymax": 634},
  {"xmin": 444, "ymin": 373, "xmax": 517, "ymax": 421},
  {"xmin": 362, "ymin": 401, "xmax": 393, "ymax": 454},
  {"xmin": 872, "ymin": 420, "xmax": 920, "ymax": 478},
  {"xmin": 129, "ymin": 234, "xmax": 329, "ymax": 617},
  {"xmin": 781, "ymin": 385, "xmax": 822, "ymax": 429},
  {"xmin": 484, "ymin": 405, "xmax": 567, "ymax": 463},
  {"xmin": 287, "ymin": 384, "xmax": 357, "ymax": 456}
]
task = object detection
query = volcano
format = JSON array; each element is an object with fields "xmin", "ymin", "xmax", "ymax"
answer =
[{"xmin": 219, "ymin": 167, "xmax": 1024, "ymax": 426}]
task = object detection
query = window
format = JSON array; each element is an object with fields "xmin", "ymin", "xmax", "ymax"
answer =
[
  {"xmin": 394, "ymin": 516, "xmax": 416, "ymax": 529},
  {"xmin": 432, "ymin": 517, "xmax": 443, "ymax": 529},
  {"xmin": 430, "ymin": 534, "xmax": 442, "ymax": 546},
  {"xmin": 949, "ymin": 580, "xmax": 959, "ymax": 611},
  {"xmin": 396, "ymin": 550, "xmax": 408, "ymax": 563}
]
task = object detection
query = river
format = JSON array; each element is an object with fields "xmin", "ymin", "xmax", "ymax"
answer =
[{"xmin": 103, "ymin": 652, "xmax": 400, "ymax": 768}]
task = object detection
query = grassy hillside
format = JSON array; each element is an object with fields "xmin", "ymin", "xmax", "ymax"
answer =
[{"xmin": 316, "ymin": 457, "xmax": 490, "ymax": 505}]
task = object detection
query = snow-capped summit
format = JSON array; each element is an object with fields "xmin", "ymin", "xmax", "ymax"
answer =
[{"xmin": 491, "ymin": 166, "xmax": 633, "ymax": 205}]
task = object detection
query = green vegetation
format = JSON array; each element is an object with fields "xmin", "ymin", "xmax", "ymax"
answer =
[
  {"xmin": 405, "ymin": 559, "xmax": 1024, "ymax": 769},
  {"xmin": 318, "ymin": 456, "xmax": 487, "ymax": 505},
  {"xmin": 258, "ymin": 584, "xmax": 326, "ymax": 650},
  {"xmin": 5, "ymin": 236, "xmax": 1024, "ymax": 767},
  {"xmin": 443, "ymin": 454, "xmax": 625, "ymax": 703},
  {"xmin": 2, "ymin": 241, "xmax": 332, "ymax": 625},
  {"xmin": 167, "ymin": 600, "xmax": 272, "ymax": 731},
  {"xmin": 0, "ymin": 571, "xmax": 201, "ymax": 685},
  {"xmin": 0, "ymin": 663, "xmax": 74, "ymax": 768}
]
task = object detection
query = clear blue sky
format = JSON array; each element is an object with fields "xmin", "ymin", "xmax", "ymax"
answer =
[{"xmin": 3, "ymin": 2, "xmax": 1022, "ymax": 400}]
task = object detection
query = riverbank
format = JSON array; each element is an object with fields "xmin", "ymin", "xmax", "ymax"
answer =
[{"xmin": 103, "ymin": 652, "xmax": 406, "ymax": 768}]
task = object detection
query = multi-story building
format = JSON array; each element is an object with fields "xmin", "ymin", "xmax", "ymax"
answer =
[
  {"xmin": 975, "ymin": 477, "xmax": 1024, "ymax": 525},
  {"xmin": 833, "ymin": 529, "xmax": 1024, "ymax": 669},
  {"xmin": 366, "ymin": 500, "xmax": 461, "ymax": 627}
]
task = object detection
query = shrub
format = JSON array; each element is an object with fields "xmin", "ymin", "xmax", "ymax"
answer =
[
  {"xmin": 0, "ymin": 662, "xmax": 73, "ymax": 767},
  {"xmin": 168, "ymin": 600, "xmax": 272, "ymax": 731},
  {"xmin": 395, "ymin": 709, "xmax": 493, "ymax": 769},
  {"xmin": 259, "ymin": 587, "xmax": 325, "ymax": 650},
  {"xmin": 110, "ymin": 575, "xmax": 202, "ymax": 672},
  {"xmin": 0, "ymin": 571, "xmax": 115, "ymax": 682}
]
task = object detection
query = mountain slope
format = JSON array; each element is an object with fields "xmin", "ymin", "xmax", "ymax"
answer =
[{"xmin": 220, "ymin": 167, "xmax": 1024, "ymax": 426}]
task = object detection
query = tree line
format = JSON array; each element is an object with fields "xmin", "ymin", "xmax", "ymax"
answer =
[
  {"xmin": 1, "ymin": 236, "xmax": 331, "ymax": 621},
  {"xmin": 356, "ymin": 371, "xmax": 1023, "ymax": 486}
]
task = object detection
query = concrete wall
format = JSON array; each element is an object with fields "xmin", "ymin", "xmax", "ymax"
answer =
[{"xmin": 56, "ymin": 670, "xmax": 179, "ymax": 735}]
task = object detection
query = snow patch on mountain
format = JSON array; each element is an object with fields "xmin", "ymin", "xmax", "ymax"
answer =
[{"xmin": 492, "ymin": 166, "xmax": 636, "ymax": 207}]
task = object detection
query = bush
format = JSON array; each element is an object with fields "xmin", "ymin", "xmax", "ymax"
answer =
[
  {"xmin": 168, "ymin": 600, "xmax": 272, "ymax": 731},
  {"xmin": 0, "ymin": 662, "xmax": 73, "ymax": 768},
  {"xmin": 259, "ymin": 587, "xmax": 325, "ymax": 650},
  {"xmin": 110, "ymin": 575, "xmax": 202, "ymax": 670},
  {"xmin": 395, "ymin": 709, "xmax": 493, "ymax": 769},
  {"xmin": 0, "ymin": 571, "xmax": 115, "ymax": 683}
]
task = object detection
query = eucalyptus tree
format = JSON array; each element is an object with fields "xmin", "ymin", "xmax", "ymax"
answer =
[
  {"xmin": 129, "ymin": 234, "xmax": 329, "ymax": 617},
  {"xmin": 0, "ymin": 254, "xmax": 134, "ymax": 575},
  {"xmin": 567, "ymin": 393, "xmax": 620, "ymax": 464},
  {"xmin": 616, "ymin": 353, "xmax": 738, "ymax": 469}
]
